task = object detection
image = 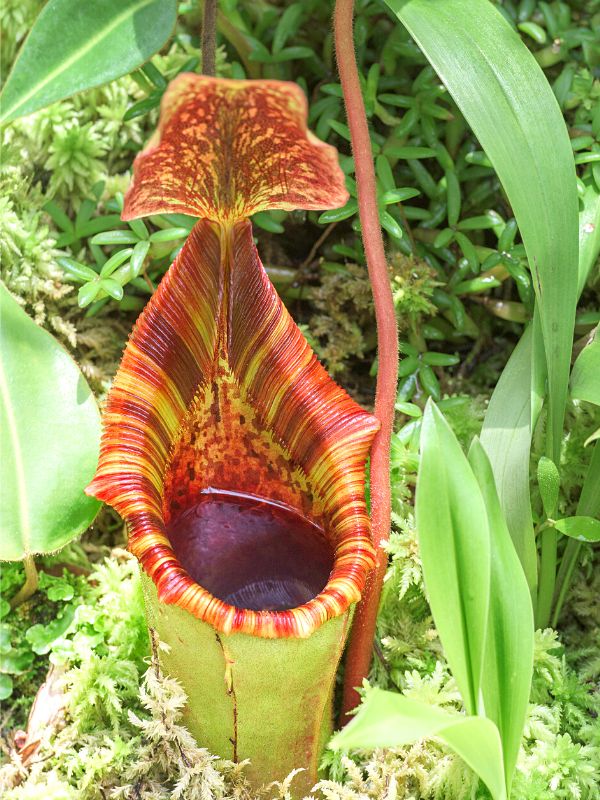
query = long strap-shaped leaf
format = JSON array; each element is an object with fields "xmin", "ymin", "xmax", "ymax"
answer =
[
  {"xmin": 468, "ymin": 438, "xmax": 534, "ymax": 791},
  {"xmin": 482, "ymin": 175, "xmax": 600, "ymax": 591},
  {"xmin": 331, "ymin": 688, "xmax": 506, "ymax": 800},
  {"xmin": 480, "ymin": 327, "xmax": 537, "ymax": 593},
  {"xmin": 386, "ymin": 0, "xmax": 579, "ymax": 460}
]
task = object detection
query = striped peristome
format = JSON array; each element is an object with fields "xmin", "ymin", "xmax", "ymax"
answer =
[{"xmin": 87, "ymin": 77, "xmax": 379, "ymax": 639}]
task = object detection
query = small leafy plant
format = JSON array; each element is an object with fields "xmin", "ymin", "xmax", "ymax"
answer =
[{"xmin": 334, "ymin": 403, "xmax": 534, "ymax": 800}]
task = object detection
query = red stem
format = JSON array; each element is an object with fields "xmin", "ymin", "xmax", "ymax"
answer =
[{"xmin": 334, "ymin": 0, "xmax": 399, "ymax": 722}]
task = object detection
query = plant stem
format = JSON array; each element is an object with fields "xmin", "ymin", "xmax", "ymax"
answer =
[
  {"xmin": 334, "ymin": 0, "xmax": 399, "ymax": 722},
  {"xmin": 550, "ymin": 442, "xmax": 599, "ymax": 626},
  {"xmin": 201, "ymin": 0, "xmax": 218, "ymax": 77},
  {"xmin": 10, "ymin": 555, "xmax": 39, "ymax": 609},
  {"xmin": 551, "ymin": 538, "xmax": 580, "ymax": 628},
  {"xmin": 536, "ymin": 526, "xmax": 557, "ymax": 629}
]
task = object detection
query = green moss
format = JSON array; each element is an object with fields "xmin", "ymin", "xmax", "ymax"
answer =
[{"xmin": 0, "ymin": 0, "xmax": 43, "ymax": 78}]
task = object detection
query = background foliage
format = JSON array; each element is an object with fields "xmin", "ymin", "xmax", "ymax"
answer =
[{"xmin": 1, "ymin": 0, "xmax": 599, "ymax": 798}]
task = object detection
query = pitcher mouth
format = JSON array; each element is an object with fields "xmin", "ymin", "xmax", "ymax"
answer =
[
  {"xmin": 165, "ymin": 489, "xmax": 335, "ymax": 613},
  {"xmin": 126, "ymin": 507, "xmax": 374, "ymax": 639}
]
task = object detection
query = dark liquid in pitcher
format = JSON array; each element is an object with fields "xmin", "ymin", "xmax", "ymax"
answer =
[{"xmin": 166, "ymin": 490, "xmax": 334, "ymax": 611}]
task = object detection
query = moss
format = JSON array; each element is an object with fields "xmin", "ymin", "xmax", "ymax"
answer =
[
  {"xmin": 308, "ymin": 254, "xmax": 438, "ymax": 377},
  {"xmin": 0, "ymin": 0, "xmax": 43, "ymax": 78}
]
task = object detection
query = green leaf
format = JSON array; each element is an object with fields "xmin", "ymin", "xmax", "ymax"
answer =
[
  {"xmin": 100, "ymin": 278, "xmax": 125, "ymax": 301},
  {"xmin": 251, "ymin": 211, "xmax": 285, "ymax": 234},
  {"xmin": 554, "ymin": 516, "xmax": 600, "ymax": 542},
  {"xmin": 318, "ymin": 199, "xmax": 358, "ymax": 224},
  {"xmin": 0, "ymin": 648, "xmax": 34, "ymax": 675},
  {"xmin": 578, "ymin": 178, "xmax": 600, "ymax": 296},
  {"xmin": 140, "ymin": 60, "xmax": 167, "ymax": 90},
  {"xmin": 570, "ymin": 327, "xmax": 600, "ymax": 406},
  {"xmin": 385, "ymin": 145, "xmax": 436, "ymax": 159},
  {"xmin": 468, "ymin": 438, "xmax": 534, "ymax": 790},
  {"xmin": 268, "ymin": 46, "xmax": 314, "ymax": 64},
  {"xmin": 578, "ymin": 443, "xmax": 600, "ymax": 519},
  {"xmin": 394, "ymin": 401, "xmax": 422, "ymax": 417},
  {"xmin": 148, "ymin": 227, "xmax": 190, "ymax": 243},
  {"xmin": 457, "ymin": 213, "xmax": 502, "ymax": 231},
  {"xmin": 92, "ymin": 231, "xmax": 140, "ymax": 246},
  {"xmin": 379, "ymin": 210, "xmax": 403, "ymax": 239},
  {"xmin": 0, "ymin": 0, "xmax": 177, "ymax": 123},
  {"xmin": 57, "ymin": 258, "xmax": 98, "ymax": 283},
  {"xmin": 387, "ymin": 0, "xmax": 579, "ymax": 461},
  {"xmin": 480, "ymin": 328, "xmax": 537, "ymax": 596},
  {"xmin": 518, "ymin": 21, "xmax": 547, "ymax": 44},
  {"xmin": 421, "ymin": 351, "xmax": 459, "ymax": 367},
  {"xmin": 418, "ymin": 365, "xmax": 440, "ymax": 400},
  {"xmin": 454, "ymin": 276, "xmax": 502, "ymax": 294},
  {"xmin": 0, "ymin": 625, "xmax": 10, "ymax": 652},
  {"xmin": 78, "ymin": 282, "xmax": 101, "ymax": 307},
  {"xmin": 70, "ymin": 214, "xmax": 124, "ymax": 241},
  {"xmin": 0, "ymin": 674, "xmax": 12, "ymax": 700},
  {"xmin": 445, "ymin": 170, "xmax": 461, "ymax": 226},
  {"xmin": 44, "ymin": 200, "xmax": 74, "ymax": 233},
  {"xmin": 272, "ymin": 3, "xmax": 304, "ymax": 54},
  {"xmin": 416, "ymin": 401, "xmax": 490, "ymax": 715},
  {"xmin": 123, "ymin": 93, "xmax": 162, "ymax": 121},
  {"xmin": 398, "ymin": 355, "xmax": 419, "ymax": 377},
  {"xmin": 537, "ymin": 456, "xmax": 560, "ymax": 518},
  {"xmin": 25, "ymin": 605, "xmax": 76, "ymax": 654},
  {"xmin": 130, "ymin": 240, "xmax": 151, "ymax": 277},
  {"xmin": 99, "ymin": 248, "xmax": 134, "ymax": 278},
  {"xmin": 331, "ymin": 689, "xmax": 506, "ymax": 800},
  {"xmin": 46, "ymin": 582, "xmax": 75, "ymax": 602},
  {"xmin": 0, "ymin": 283, "xmax": 100, "ymax": 560},
  {"xmin": 454, "ymin": 231, "xmax": 479, "ymax": 273},
  {"xmin": 380, "ymin": 188, "xmax": 420, "ymax": 204},
  {"xmin": 127, "ymin": 219, "xmax": 149, "ymax": 242}
]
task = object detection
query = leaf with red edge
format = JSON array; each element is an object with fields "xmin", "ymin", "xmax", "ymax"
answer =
[
  {"xmin": 87, "ymin": 221, "xmax": 379, "ymax": 638},
  {"xmin": 122, "ymin": 75, "xmax": 349, "ymax": 223}
]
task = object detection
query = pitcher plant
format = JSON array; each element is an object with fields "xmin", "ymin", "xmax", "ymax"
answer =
[{"xmin": 87, "ymin": 75, "xmax": 379, "ymax": 792}]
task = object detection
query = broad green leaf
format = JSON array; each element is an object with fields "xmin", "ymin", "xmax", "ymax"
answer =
[
  {"xmin": 416, "ymin": 401, "xmax": 490, "ymax": 715},
  {"xmin": 468, "ymin": 438, "xmax": 534, "ymax": 790},
  {"xmin": 480, "ymin": 328, "xmax": 537, "ymax": 596},
  {"xmin": 387, "ymin": 0, "xmax": 579, "ymax": 460},
  {"xmin": 331, "ymin": 689, "xmax": 506, "ymax": 800},
  {"xmin": 0, "ymin": 283, "xmax": 101, "ymax": 560},
  {"xmin": 554, "ymin": 516, "xmax": 600, "ymax": 542},
  {"xmin": 570, "ymin": 327, "xmax": 600, "ymax": 406},
  {"xmin": 0, "ymin": 0, "xmax": 177, "ymax": 124}
]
